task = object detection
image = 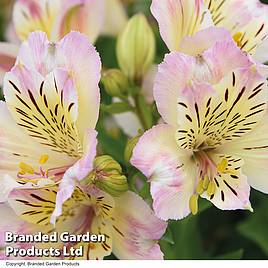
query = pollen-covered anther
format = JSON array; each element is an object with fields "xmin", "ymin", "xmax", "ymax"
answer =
[
  {"xmin": 196, "ymin": 179, "xmax": 204, "ymax": 195},
  {"xmin": 39, "ymin": 154, "xmax": 49, "ymax": 165},
  {"xmin": 217, "ymin": 158, "xmax": 238, "ymax": 176},
  {"xmin": 217, "ymin": 158, "xmax": 228, "ymax": 173},
  {"xmin": 207, "ymin": 181, "xmax": 216, "ymax": 196},
  {"xmin": 233, "ymin": 32, "xmax": 243, "ymax": 47},
  {"xmin": 202, "ymin": 175, "xmax": 209, "ymax": 190},
  {"xmin": 19, "ymin": 162, "xmax": 35, "ymax": 175},
  {"xmin": 189, "ymin": 194, "xmax": 199, "ymax": 215}
]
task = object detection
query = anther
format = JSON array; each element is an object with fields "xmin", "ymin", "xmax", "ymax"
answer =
[
  {"xmin": 217, "ymin": 158, "xmax": 228, "ymax": 173},
  {"xmin": 202, "ymin": 175, "xmax": 209, "ymax": 189},
  {"xmin": 39, "ymin": 154, "xmax": 49, "ymax": 165},
  {"xmin": 19, "ymin": 162, "xmax": 35, "ymax": 175},
  {"xmin": 233, "ymin": 32, "xmax": 243, "ymax": 47},
  {"xmin": 207, "ymin": 181, "xmax": 216, "ymax": 196},
  {"xmin": 196, "ymin": 180, "xmax": 204, "ymax": 195},
  {"xmin": 189, "ymin": 194, "xmax": 199, "ymax": 215}
]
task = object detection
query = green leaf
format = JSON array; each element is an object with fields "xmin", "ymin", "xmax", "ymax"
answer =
[
  {"xmin": 199, "ymin": 198, "xmax": 212, "ymax": 213},
  {"xmin": 161, "ymin": 227, "xmax": 175, "ymax": 245},
  {"xmin": 95, "ymin": 36, "xmax": 118, "ymax": 68},
  {"xmin": 214, "ymin": 249, "xmax": 244, "ymax": 260},
  {"xmin": 237, "ymin": 200, "xmax": 268, "ymax": 256},
  {"xmin": 160, "ymin": 199, "xmax": 212, "ymax": 260},
  {"xmin": 160, "ymin": 216, "xmax": 205, "ymax": 260},
  {"xmin": 101, "ymin": 102, "xmax": 133, "ymax": 114}
]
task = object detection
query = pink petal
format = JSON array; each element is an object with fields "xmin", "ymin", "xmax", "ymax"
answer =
[
  {"xmin": 217, "ymin": 110, "xmax": 268, "ymax": 195},
  {"xmin": 51, "ymin": 129, "xmax": 97, "ymax": 224},
  {"xmin": 179, "ymin": 27, "xmax": 231, "ymax": 56},
  {"xmin": 0, "ymin": 101, "xmax": 72, "ymax": 179},
  {"xmin": 56, "ymin": 0, "xmax": 104, "ymax": 43},
  {"xmin": 16, "ymin": 31, "xmax": 52, "ymax": 75},
  {"xmin": 58, "ymin": 31, "xmax": 101, "ymax": 137},
  {"xmin": 3, "ymin": 65, "xmax": 82, "ymax": 161},
  {"xmin": 112, "ymin": 191, "xmax": 167, "ymax": 260},
  {"xmin": 0, "ymin": 42, "xmax": 18, "ymax": 86},
  {"xmin": 0, "ymin": 203, "xmax": 26, "ymax": 247},
  {"xmin": 150, "ymin": 0, "xmax": 206, "ymax": 51},
  {"xmin": 16, "ymin": 31, "xmax": 101, "ymax": 137},
  {"xmin": 131, "ymin": 124, "xmax": 196, "ymax": 220},
  {"xmin": 154, "ymin": 52, "xmax": 196, "ymax": 126},
  {"xmin": 201, "ymin": 155, "xmax": 252, "ymax": 211}
]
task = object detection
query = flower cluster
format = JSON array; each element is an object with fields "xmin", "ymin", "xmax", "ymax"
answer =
[{"xmin": 0, "ymin": 0, "xmax": 268, "ymax": 261}]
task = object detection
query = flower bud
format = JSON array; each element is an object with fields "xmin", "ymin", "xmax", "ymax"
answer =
[
  {"xmin": 116, "ymin": 13, "xmax": 155, "ymax": 83},
  {"xmin": 101, "ymin": 69, "xmax": 129, "ymax": 98},
  {"xmin": 87, "ymin": 155, "xmax": 128, "ymax": 197},
  {"xmin": 124, "ymin": 135, "xmax": 141, "ymax": 163}
]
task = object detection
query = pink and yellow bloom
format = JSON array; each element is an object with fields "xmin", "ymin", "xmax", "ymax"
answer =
[
  {"xmin": 0, "ymin": 31, "xmax": 166, "ymax": 260},
  {"xmin": 1, "ymin": 185, "xmax": 166, "ymax": 260},
  {"xmin": 131, "ymin": 37, "xmax": 268, "ymax": 220},
  {"xmin": 0, "ymin": 0, "xmax": 127, "ymax": 85},
  {"xmin": 151, "ymin": 0, "xmax": 268, "ymax": 62},
  {"xmin": 0, "ymin": 30, "xmax": 101, "ymax": 200}
]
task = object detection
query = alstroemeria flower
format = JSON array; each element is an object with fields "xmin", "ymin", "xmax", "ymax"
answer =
[
  {"xmin": 0, "ymin": 0, "xmax": 127, "ymax": 85},
  {"xmin": 131, "ymin": 51, "xmax": 268, "ymax": 220},
  {"xmin": 3, "ymin": 183, "xmax": 167, "ymax": 260},
  {"xmin": 151, "ymin": 0, "xmax": 268, "ymax": 62},
  {"xmin": 12, "ymin": 0, "xmax": 105, "ymax": 42},
  {"xmin": 204, "ymin": 0, "xmax": 268, "ymax": 63},
  {"xmin": 0, "ymin": 30, "xmax": 101, "ymax": 203},
  {"xmin": 116, "ymin": 25, "xmax": 259, "ymax": 137}
]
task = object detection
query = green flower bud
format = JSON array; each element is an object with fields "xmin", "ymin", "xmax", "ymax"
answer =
[
  {"xmin": 116, "ymin": 13, "xmax": 155, "ymax": 83},
  {"xmin": 124, "ymin": 135, "xmax": 141, "ymax": 163},
  {"xmin": 85, "ymin": 155, "xmax": 128, "ymax": 197},
  {"xmin": 101, "ymin": 69, "xmax": 129, "ymax": 98}
]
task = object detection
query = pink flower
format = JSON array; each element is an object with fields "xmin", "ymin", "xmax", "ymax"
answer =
[
  {"xmin": 0, "ymin": 0, "xmax": 127, "ymax": 86},
  {"xmin": 131, "ymin": 46, "xmax": 268, "ymax": 220},
  {"xmin": 151, "ymin": 0, "xmax": 268, "ymax": 62},
  {"xmin": 0, "ymin": 31, "xmax": 167, "ymax": 260},
  {"xmin": 0, "ymin": 30, "xmax": 100, "ymax": 207}
]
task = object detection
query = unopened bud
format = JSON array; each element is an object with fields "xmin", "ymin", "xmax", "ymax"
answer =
[
  {"xmin": 124, "ymin": 135, "xmax": 141, "ymax": 163},
  {"xmin": 89, "ymin": 155, "xmax": 128, "ymax": 197},
  {"xmin": 101, "ymin": 69, "xmax": 129, "ymax": 98},
  {"xmin": 116, "ymin": 13, "xmax": 155, "ymax": 83}
]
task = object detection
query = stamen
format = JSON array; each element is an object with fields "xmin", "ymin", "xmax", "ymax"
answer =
[
  {"xmin": 18, "ymin": 170, "xmax": 26, "ymax": 175},
  {"xmin": 39, "ymin": 154, "xmax": 49, "ymax": 165},
  {"xmin": 196, "ymin": 179, "xmax": 204, "ymax": 195},
  {"xmin": 19, "ymin": 162, "xmax": 35, "ymax": 175},
  {"xmin": 217, "ymin": 158, "xmax": 228, "ymax": 173},
  {"xmin": 233, "ymin": 32, "xmax": 243, "ymax": 47},
  {"xmin": 189, "ymin": 194, "xmax": 199, "ymax": 215},
  {"xmin": 202, "ymin": 175, "xmax": 209, "ymax": 189},
  {"xmin": 207, "ymin": 181, "xmax": 216, "ymax": 196}
]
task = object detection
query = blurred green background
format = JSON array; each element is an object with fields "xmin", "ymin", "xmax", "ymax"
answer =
[{"xmin": 1, "ymin": 0, "xmax": 268, "ymax": 260}]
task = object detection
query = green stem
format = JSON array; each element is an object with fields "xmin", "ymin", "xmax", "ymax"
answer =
[{"xmin": 133, "ymin": 94, "xmax": 149, "ymax": 130}]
